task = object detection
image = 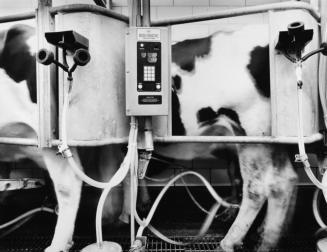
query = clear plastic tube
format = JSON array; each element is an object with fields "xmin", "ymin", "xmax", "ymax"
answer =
[
  {"xmin": 296, "ymin": 64, "xmax": 327, "ymax": 191},
  {"xmin": 134, "ymin": 171, "xmax": 239, "ymax": 237}
]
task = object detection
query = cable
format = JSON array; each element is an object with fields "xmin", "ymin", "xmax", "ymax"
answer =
[{"xmin": 0, "ymin": 207, "xmax": 55, "ymax": 230}]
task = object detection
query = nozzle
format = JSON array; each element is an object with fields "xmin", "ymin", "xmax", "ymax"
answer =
[
  {"xmin": 287, "ymin": 21, "xmax": 305, "ymax": 38},
  {"xmin": 36, "ymin": 48, "xmax": 54, "ymax": 65},
  {"xmin": 73, "ymin": 48, "xmax": 91, "ymax": 66}
]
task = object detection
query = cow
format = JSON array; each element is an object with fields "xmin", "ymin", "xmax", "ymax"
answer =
[
  {"xmin": 152, "ymin": 25, "xmax": 299, "ymax": 251},
  {"xmin": 0, "ymin": 23, "xmax": 134, "ymax": 252}
]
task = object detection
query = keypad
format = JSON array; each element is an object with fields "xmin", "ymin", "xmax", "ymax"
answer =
[{"xmin": 144, "ymin": 66, "xmax": 155, "ymax": 81}]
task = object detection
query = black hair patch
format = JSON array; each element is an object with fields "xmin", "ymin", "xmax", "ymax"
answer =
[
  {"xmin": 172, "ymin": 36, "xmax": 211, "ymax": 72},
  {"xmin": 217, "ymin": 107, "xmax": 246, "ymax": 136},
  {"xmin": 247, "ymin": 45, "xmax": 270, "ymax": 98},
  {"xmin": 172, "ymin": 74, "xmax": 182, "ymax": 91},
  {"xmin": 197, "ymin": 107, "xmax": 217, "ymax": 124}
]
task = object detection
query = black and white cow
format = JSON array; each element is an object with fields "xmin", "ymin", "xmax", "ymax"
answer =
[
  {"xmin": 167, "ymin": 25, "xmax": 297, "ymax": 251},
  {"xmin": 0, "ymin": 24, "xmax": 134, "ymax": 252}
]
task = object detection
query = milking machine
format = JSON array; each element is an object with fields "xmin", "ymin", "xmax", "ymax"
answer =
[{"xmin": 276, "ymin": 21, "xmax": 327, "ymax": 251}]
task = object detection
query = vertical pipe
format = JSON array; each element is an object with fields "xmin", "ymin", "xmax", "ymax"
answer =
[
  {"xmin": 319, "ymin": 0, "xmax": 327, "ymax": 127},
  {"xmin": 36, "ymin": 0, "xmax": 56, "ymax": 147},
  {"xmin": 128, "ymin": 0, "xmax": 139, "ymax": 244}
]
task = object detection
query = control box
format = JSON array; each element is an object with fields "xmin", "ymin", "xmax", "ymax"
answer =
[{"xmin": 126, "ymin": 27, "xmax": 170, "ymax": 116}]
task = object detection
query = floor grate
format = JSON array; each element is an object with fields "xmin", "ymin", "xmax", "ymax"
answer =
[{"xmin": 0, "ymin": 234, "xmax": 317, "ymax": 252}]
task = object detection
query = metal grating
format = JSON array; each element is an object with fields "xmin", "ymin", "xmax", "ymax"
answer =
[{"xmin": 0, "ymin": 234, "xmax": 316, "ymax": 252}]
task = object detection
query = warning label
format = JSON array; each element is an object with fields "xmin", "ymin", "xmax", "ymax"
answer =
[{"xmin": 137, "ymin": 28, "xmax": 161, "ymax": 41}]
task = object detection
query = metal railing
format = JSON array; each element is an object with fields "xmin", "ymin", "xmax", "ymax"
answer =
[{"xmin": 152, "ymin": 1, "xmax": 320, "ymax": 26}]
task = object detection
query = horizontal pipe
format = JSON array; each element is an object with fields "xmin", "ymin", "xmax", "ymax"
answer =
[
  {"xmin": 153, "ymin": 133, "xmax": 323, "ymax": 145},
  {"xmin": 0, "ymin": 11, "xmax": 35, "ymax": 23},
  {"xmin": 51, "ymin": 137, "xmax": 128, "ymax": 146},
  {"xmin": 0, "ymin": 137, "xmax": 38, "ymax": 146},
  {"xmin": 0, "ymin": 133, "xmax": 322, "ymax": 147},
  {"xmin": 50, "ymin": 4, "xmax": 129, "ymax": 23},
  {"xmin": 152, "ymin": 1, "xmax": 320, "ymax": 26}
]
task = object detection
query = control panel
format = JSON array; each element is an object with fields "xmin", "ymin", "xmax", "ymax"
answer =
[{"xmin": 126, "ymin": 27, "xmax": 170, "ymax": 116}]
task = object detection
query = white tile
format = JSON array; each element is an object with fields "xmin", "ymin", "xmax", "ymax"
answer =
[
  {"xmin": 246, "ymin": 0, "xmax": 279, "ymax": 5},
  {"xmin": 171, "ymin": 23, "xmax": 209, "ymax": 41},
  {"xmin": 174, "ymin": 0, "xmax": 209, "ymax": 6},
  {"xmin": 112, "ymin": 6, "xmax": 123, "ymax": 14},
  {"xmin": 210, "ymin": 0, "xmax": 245, "ymax": 6},
  {"xmin": 151, "ymin": 0, "xmax": 174, "ymax": 6},
  {"xmin": 112, "ymin": 0, "xmax": 128, "ymax": 7},
  {"xmin": 156, "ymin": 6, "xmax": 193, "ymax": 19}
]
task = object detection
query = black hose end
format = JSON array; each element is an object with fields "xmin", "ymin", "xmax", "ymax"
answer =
[
  {"xmin": 73, "ymin": 49, "xmax": 91, "ymax": 66},
  {"xmin": 321, "ymin": 42, "xmax": 327, "ymax": 56},
  {"xmin": 288, "ymin": 21, "xmax": 305, "ymax": 37},
  {"xmin": 36, "ymin": 48, "xmax": 54, "ymax": 65}
]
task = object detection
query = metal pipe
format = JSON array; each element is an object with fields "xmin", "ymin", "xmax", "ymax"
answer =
[
  {"xmin": 152, "ymin": 1, "xmax": 320, "ymax": 27},
  {"xmin": 0, "ymin": 11, "xmax": 35, "ymax": 23},
  {"xmin": 50, "ymin": 4, "xmax": 129, "ymax": 23},
  {"xmin": 0, "ymin": 138, "xmax": 38, "ymax": 146},
  {"xmin": 153, "ymin": 133, "xmax": 323, "ymax": 144},
  {"xmin": 0, "ymin": 133, "xmax": 322, "ymax": 147}
]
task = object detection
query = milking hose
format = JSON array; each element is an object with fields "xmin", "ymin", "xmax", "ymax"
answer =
[
  {"xmin": 60, "ymin": 77, "xmax": 139, "ymax": 247},
  {"xmin": 295, "ymin": 63, "xmax": 327, "ymax": 192},
  {"xmin": 132, "ymin": 170, "xmax": 239, "ymax": 244},
  {"xmin": 60, "ymin": 79, "xmax": 109, "ymax": 189},
  {"xmin": 0, "ymin": 207, "xmax": 55, "ymax": 230}
]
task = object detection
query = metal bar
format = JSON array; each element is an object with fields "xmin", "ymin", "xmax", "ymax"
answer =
[
  {"xmin": 36, "ymin": 0, "xmax": 55, "ymax": 148},
  {"xmin": 0, "ymin": 134, "xmax": 322, "ymax": 147},
  {"xmin": 50, "ymin": 4, "xmax": 129, "ymax": 23},
  {"xmin": 0, "ymin": 137, "xmax": 38, "ymax": 146},
  {"xmin": 153, "ymin": 133, "xmax": 323, "ymax": 144},
  {"xmin": 0, "ymin": 11, "xmax": 35, "ymax": 23},
  {"xmin": 151, "ymin": 1, "xmax": 320, "ymax": 27}
]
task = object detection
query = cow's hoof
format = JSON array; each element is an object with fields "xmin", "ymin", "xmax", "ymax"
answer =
[
  {"xmin": 118, "ymin": 212, "xmax": 130, "ymax": 224},
  {"xmin": 220, "ymin": 239, "xmax": 235, "ymax": 252},
  {"xmin": 44, "ymin": 240, "xmax": 74, "ymax": 252}
]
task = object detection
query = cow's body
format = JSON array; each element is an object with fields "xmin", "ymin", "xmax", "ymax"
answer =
[
  {"xmin": 165, "ymin": 25, "xmax": 298, "ymax": 251},
  {"xmin": 0, "ymin": 24, "xmax": 129, "ymax": 252}
]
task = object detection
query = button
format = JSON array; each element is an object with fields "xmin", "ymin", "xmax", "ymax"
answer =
[
  {"xmin": 138, "ymin": 84, "xmax": 143, "ymax": 89},
  {"xmin": 156, "ymin": 84, "xmax": 161, "ymax": 89}
]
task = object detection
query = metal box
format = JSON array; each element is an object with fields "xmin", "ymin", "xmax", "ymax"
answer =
[{"xmin": 125, "ymin": 27, "xmax": 171, "ymax": 116}]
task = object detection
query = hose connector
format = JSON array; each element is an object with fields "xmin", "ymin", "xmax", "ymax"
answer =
[
  {"xmin": 295, "ymin": 153, "xmax": 310, "ymax": 167},
  {"xmin": 57, "ymin": 143, "xmax": 73, "ymax": 158},
  {"xmin": 129, "ymin": 237, "xmax": 147, "ymax": 252}
]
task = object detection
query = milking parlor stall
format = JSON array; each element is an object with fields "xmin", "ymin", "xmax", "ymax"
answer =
[{"xmin": 1, "ymin": 0, "xmax": 327, "ymax": 251}]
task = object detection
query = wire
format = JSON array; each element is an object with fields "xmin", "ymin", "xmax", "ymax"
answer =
[{"xmin": 0, "ymin": 207, "xmax": 55, "ymax": 230}]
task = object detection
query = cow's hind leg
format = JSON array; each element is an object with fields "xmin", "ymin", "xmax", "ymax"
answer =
[
  {"xmin": 257, "ymin": 151, "xmax": 297, "ymax": 251},
  {"xmin": 42, "ymin": 148, "xmax": 82, "ymax": 252},
  {"xmin": 220, "ymin": 145, "xmax": 269, "ymax": 252}
]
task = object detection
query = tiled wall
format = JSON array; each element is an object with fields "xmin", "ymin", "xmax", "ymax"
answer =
[{"xmin": 112, "ymin": 0, "xmax": 310, "ymax": 42}]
